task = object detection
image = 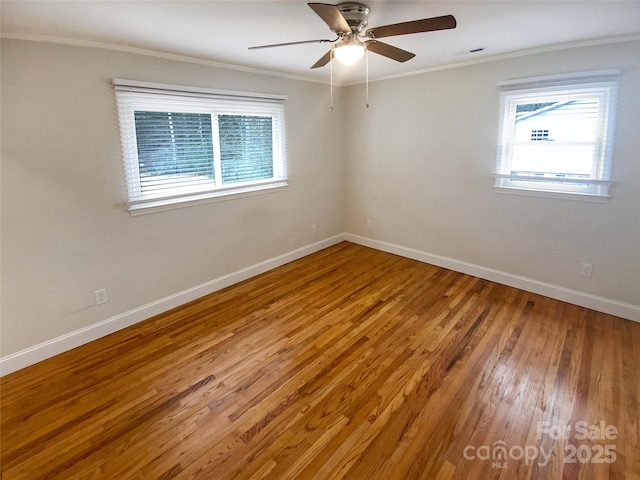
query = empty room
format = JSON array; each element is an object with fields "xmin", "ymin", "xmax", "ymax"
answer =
[{"xmin": 1, "ymin": 1, "xmax": 639, "ymax": 479}]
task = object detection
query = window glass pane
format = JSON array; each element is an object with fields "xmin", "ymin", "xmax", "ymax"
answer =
[
  {"xmin": 218, "ymin": 115, "xmax": 273, "ymax": 185},
  {"xmin": 134, "ymin": 111, "xmax": 215, "ymax": 193},
  {"xmin": 513, "ymin": 99, "xmax": 599, "ymax": 142},
  {"xmin": 516, "ymin": 102, "xmax": 554, "ymax": 114},
  {"xmin": 511, "ymin": 144, "xmax": 596, "ymax": 178}
]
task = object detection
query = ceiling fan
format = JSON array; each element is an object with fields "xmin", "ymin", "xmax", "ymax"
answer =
[{"xmin": 249, "ymin": 2, "xmax": 457, "ymax": 69}]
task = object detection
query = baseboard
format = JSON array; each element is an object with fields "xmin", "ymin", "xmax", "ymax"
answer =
[
  {"xmin": 4, "ymin": 232, "xmax": 637, "ymax": 376},
  {"xmin": 345, "ymin": 233, "xmax": 640, "ymax": 323},
  {"xmin": 0, "ymin": 234, "xmax": 346, "ymax": 376}
]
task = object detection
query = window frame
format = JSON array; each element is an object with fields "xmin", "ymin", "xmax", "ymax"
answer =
[
  {"xmin": 114, "ymin": 80, "xmax": 288, "ymax": 215},
  {"xmin": 494, "ymin": 71, "xmax": 618, "ymax": 202}
]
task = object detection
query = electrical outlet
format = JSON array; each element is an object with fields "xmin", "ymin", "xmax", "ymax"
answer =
[
  {"xmin": 366, "ymin": 218, "xmax": 373, "ymax": 229},
  {"xmin": 94, "ymin": 288, "xmax": 109, "ymax": 305},
  {"xmin": 312, "ymin": 224, "xmax": 317, "ymax": 235},
  {"xmin": 580, "ymin": 263, "xmax": 593, "ymax": 278}
]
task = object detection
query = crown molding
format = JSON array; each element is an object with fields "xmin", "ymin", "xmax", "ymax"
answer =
[
  {"xmin": 0, "ymin": 32, "xmax": 330, "ymax": 85},
  {"xmin": 2, "ymin": 32, "xmax": 639, "ymax": 88},
  {"xmin": 347, "ymin": 34, "xmax": 640, "ymax": 86}
]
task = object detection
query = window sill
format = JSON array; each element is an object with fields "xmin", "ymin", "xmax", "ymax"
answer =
[
  {"xmin": 128, "ymin": 180, "xmax": 288, "ymax": 216},
  {"xmin": 493, "ymin": 186, "xmax": 609, "ymax": 203}
]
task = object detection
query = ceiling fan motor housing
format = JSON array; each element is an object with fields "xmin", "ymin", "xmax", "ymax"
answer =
[{"xmin": 337, "ymin": 2, "xmax": 370, "ymax": 33}]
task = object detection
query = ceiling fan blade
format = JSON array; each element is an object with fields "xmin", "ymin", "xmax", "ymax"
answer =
[
  {"xmin": 308, "ymin": 3, "xmax": 351, "ymax": 34},
  {"xmin": 366, "ymin": 40, "xmax": 415, "ymax": 63},
  {"xmin": 366, "ymin": 15, "xmax": 456, "ymax": 39},
  {"xmin": 249, "ymin": 39, "xmax": 334, "ymax": 50},
  {"xmin": 310, "ymin": 49, "xmax": 333, "ymax": 69}
]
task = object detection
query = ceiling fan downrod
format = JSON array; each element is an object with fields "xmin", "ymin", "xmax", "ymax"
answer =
[{"xmin": 336, "ymin": 2, "xmax": 370, "ymax": 34}]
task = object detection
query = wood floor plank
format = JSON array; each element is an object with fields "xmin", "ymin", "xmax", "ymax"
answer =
[{"xmin": 1, "ymin": 242, "xmax": 638, "ymax": 479}]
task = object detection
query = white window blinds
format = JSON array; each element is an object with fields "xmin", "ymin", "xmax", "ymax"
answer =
[
  {"xmin": 114, "ymin": 80, "xmax": 288, "ymax": 214},
  {"xmin": 134, "ymin": 110, "xmax": 216, "ymax": 194}
]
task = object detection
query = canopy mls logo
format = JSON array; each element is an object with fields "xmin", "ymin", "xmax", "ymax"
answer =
[
  {"xmin": 463, "ymin": 420, "xmax": 618, "ymax": 469},
  {"xmin": 463, "ymin": 441, "xmax": 552, "ymax": 469}
]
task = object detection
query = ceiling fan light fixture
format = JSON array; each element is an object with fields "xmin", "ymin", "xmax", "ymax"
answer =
[{"xmin": 334, "ymin": 41, "xmax": 365, "ymax": 65}]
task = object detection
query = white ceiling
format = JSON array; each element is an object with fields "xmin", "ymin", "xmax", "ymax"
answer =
[{"xmin": 2, "ymin": 1, "xmax": 639, "ymax": 85}]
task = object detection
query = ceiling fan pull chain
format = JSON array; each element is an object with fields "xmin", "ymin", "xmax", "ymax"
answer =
[
  {"xmin": 365, "ymin": 46, "xmax": 370, "ymax": 109},
  {"xmin": 330, "ymin": 47, "xmax": 334, "ymax": 111}
]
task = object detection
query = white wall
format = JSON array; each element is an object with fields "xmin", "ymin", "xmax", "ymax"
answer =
[
  {"xmin": 344, "ymin": 41, "xmax": 640, "ymax": 307},
  {"xmin": 2, "ymin": 38, "xmax": 638, "ymax": 363},
  {"xmin": 0, "ymin": 39, "xmax": 345, "ymax": 356}
]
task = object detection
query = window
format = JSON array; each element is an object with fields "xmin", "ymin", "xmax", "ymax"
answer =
[
  {"xmin": 115, "ymin": 80, "xmax": 287, "ymax": 214},
  {"xmin": 495, "ymin": 71, "xmax": 618, "ymax": 201}
]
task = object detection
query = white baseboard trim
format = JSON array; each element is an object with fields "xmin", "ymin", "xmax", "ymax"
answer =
[
  {"xmin": 3, "ymin": 232, "xmax": 637, "ymax": 376},
  {"xmin": 345, "ymin": 233, "xmax": 640, "ymax": 323},
  {"xmin": 0, "ymin": 234, "xmax": 346, "ymax": 376}
]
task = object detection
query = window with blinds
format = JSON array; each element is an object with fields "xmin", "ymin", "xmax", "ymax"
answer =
[
  {"xmin": 494, "ymin": 71, "xmax": 618, "ymax": 201},
  {"xmin": 115, "ymin": 80, "xmax": 287, "ymax": 214}
]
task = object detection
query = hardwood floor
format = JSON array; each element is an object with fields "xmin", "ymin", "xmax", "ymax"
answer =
[{"xmin": 1, "ymin": 242, "xmax": 639, "ymax": 479}]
